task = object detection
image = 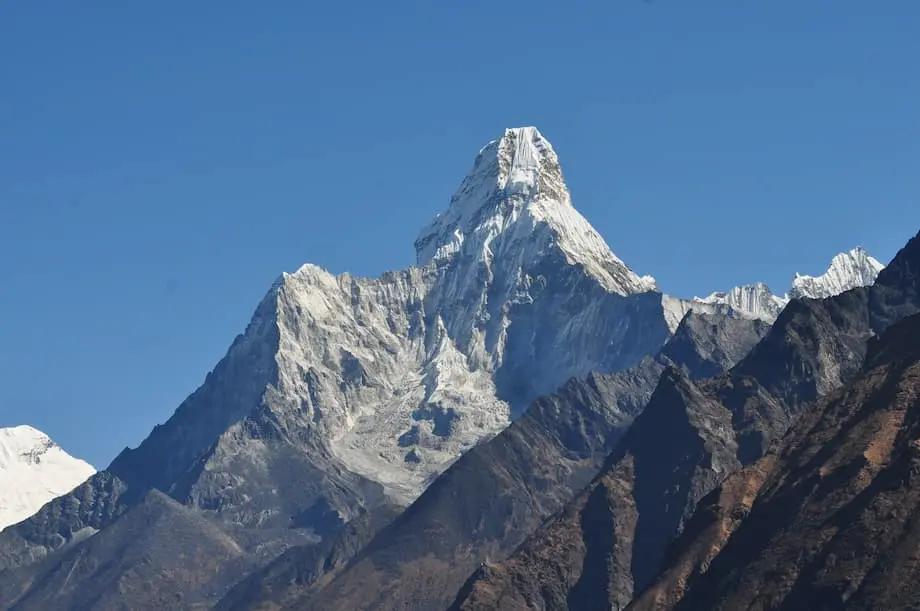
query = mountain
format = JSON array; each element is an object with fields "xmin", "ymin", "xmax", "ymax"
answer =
[
  {"xmin": 642, "ymin": 311, "xmax": 920, "ymax": 610},
  {"xmin": 0, "ymin": 426, "xmax": 95, "ymax": 533},
  {"xmin": 694, "ymin": 283, "xmax": 788, "ymax": 323},
  {"xmin": 790, "ymin": 246, "xmax": 884, "ymax": 299},
  {"xmin": 690, "ymin": 247, "xmax": 884, "ymax": 323},
  {"xmin": 0, "ymin": 490, "xmax": 251, "ymax": 610},
  {"xmin": 0, "ymin": 127, "xmax": 676, "ymax": 607},
  {"xmin": 1, "ymin": 125, "xmax": 901, "ymax": 611},
  {"xmin": 452, "ymin": 231, "xmax": 920, "ymax": 611},
  {"xmin": 219, "ymin": 311, "xmax": 769, "ymax": 611},
  {"xmin": 102, "ymin": 126, "xmax": 669, "ymax": 513}
]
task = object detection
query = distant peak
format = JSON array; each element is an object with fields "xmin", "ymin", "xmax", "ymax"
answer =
[
  {"xmin": 789, "ymin": 247, "xmax": 884, "ymax": 300},
  {"xmin": 694, "ymin": 283, "xmax": 788, "ymax": 323},
  {"xmin": 0, "ymin": 424, "xmax": 95, "ymax": 531}
]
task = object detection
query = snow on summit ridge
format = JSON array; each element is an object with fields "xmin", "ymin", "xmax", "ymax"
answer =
[
  {"xmin": 415, "ymin": 127, "xmax": 656, "ymax": 296},
  {"xmin": 0, "ymin": 425, "xmax": 95, "ymax": 532},
  {"xmin": 790, "ymin": 246, "xmax": 884, "ymax": 300},
  {"xmin": 696, "ymin": 282, "xmax": 789, "ymax": 322},
  {"xmin": 685, "ymin": 247, "xmax": 885, "ymax": 324}
]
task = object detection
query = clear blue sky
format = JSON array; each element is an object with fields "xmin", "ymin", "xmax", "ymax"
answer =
[{"xmin": 2, "ymin": 2, "xmax": 918, "ymax": 468}]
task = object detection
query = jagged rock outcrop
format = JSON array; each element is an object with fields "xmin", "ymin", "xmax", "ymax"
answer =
[{"xmin": 660, "ymin": 312, "xmax": 920, "ymax": 610}]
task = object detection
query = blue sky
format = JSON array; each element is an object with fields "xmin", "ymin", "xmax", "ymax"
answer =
[{"xmin": 2, "ymin": 1, "xmax": 918, "ymax": 467}]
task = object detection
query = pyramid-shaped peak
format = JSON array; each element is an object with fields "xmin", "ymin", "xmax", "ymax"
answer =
[{"xmin": 414, "ymin": 127, "xmax": 656, "ymax": 296}]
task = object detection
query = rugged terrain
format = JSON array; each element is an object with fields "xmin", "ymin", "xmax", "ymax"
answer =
[
  {"xmin": 0, "ymin": 127, "xmax": 676, "ymax": 608},
  {"xmin": 0, "ymin": 126, "xmax": 897, "ymax": 611},
  {"xmin": 640, "ymin": 311, "xmax": 920, "ymax": 610},
  {"xmin": 220, "ymin": 310, "xmax": 768, "ymax": 610},
  {"xmin": 452, "ymin": 231, "xmax": 919, "ymax": 611}
]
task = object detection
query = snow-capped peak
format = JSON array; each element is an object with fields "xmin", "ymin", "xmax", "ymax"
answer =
[
  {"xmin": 681, "ymin": 247, "xmax": 885, "ymax": 326},
  {"xmin": 414, "ymin": 127, "xmax": 656, "ymax": 296},
  {"xmin": 695, "ymin": 282, "xmax": 789, "ymax": 323},
  {"xmin": 0, "ymin": 425, "xmax": 95, "ymax": 532},
  {"xmin": 789, "ymin": 247, "xmax": 884, "ymax": 300}
]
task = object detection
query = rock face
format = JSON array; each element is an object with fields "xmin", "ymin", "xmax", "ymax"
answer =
[
  {"xmin": 452, "ymin": 231, "xmax": 920, "ymax": 611},
  {"xmin": 0, "ymin": 127, "xmax": 675, "ymax": 608},
  {"xmin": 220, "ymin": 311, "xmax": 767, "ymax": 611},
  {"xmin": 661, "ymin": 312, "xmax": 920, "ymax": 610},
  {"xmin": 0, "ymin": 490, "xmax": 252, "ymax": 610},
  {"xmin": 0, "ymin": 426, "xmax": 95, "ymax": 533}
]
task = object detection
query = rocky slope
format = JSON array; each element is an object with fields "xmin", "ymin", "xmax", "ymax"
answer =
[
  {"xmin": 650, "ymin": 311, "xmax": 920, "ymax": 610},
  {"xmin": 0, "ymin": 426, "xmax": 95, "ymax": 533},
  {"xmin": 0, "ymin": 491, "xmax": 252, "ymax": 610},
  {"xmin": 452, "ymin": 230, "xmax": 920, "ymax": 611},
  {"xmin": 220, "ymin": 311, "xmax": 768, "ymax": 611}
]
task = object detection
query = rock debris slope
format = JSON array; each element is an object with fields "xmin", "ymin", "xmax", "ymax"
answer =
[{"xmin": 0, "ymin": 426, "xmax": 94, "ymax": 533}]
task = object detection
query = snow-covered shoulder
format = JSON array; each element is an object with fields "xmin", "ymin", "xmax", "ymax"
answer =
[{"xmin": 0, "ymin": 425, "xmax": 96, "ymax": 532}]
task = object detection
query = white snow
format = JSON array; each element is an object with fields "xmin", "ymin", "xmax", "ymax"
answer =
[
  {"xmin": 682, "ymin": 247, "xmax": 885, "ymax": 326},
  {"xmin": 254, "ymin": 127, "xmax": 668, "ymax": 504},
  {"xmin": 0, "ymin": 425, "xmax": 95, "ymax": 532},
  {"xmin": 695, "ymin": 283, "xmax": 789, "ymax": 323},
  {"xmin": 415, "ymin": 127, "xmax": 657, "ymax": 297},
  {"xmin": 790, "ymin": 247, "xmax": 884, "ymax": 299}
]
